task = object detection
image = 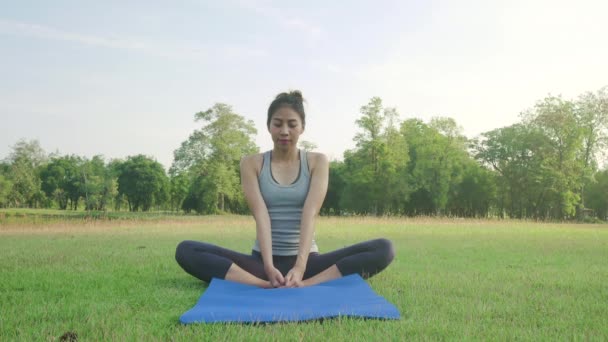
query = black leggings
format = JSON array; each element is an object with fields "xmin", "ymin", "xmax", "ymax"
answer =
[{"xmin": 175, "ymin": 238, "xmax": 395, "ymax": 283}]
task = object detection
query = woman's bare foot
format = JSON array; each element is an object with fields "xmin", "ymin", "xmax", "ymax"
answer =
[
  {"xmin": 225, "ymin": 263, "xmax": 271, "ymax": 288},
  {"xmin": 302, "ymin": 264, "xmax": 342, "ymax": 287}
]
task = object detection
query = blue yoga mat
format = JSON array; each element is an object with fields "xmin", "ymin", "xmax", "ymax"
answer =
[{"xmin": 180, "ymin": 274, "xmax": 400, "ymax": 324}]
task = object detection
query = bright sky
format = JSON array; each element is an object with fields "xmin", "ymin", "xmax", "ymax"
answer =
[{"xmin": 1, "ymin": 0, "xmax": 607, "ymax": 169}]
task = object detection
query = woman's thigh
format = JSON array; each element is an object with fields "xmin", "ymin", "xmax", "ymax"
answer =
[
  {"xmin": 176, "ymin": 240, "xmax": 267, "ymax": 280},
  {"xmin": 304, "ymin": 238, "xmax": 394, "ymax": 279}
]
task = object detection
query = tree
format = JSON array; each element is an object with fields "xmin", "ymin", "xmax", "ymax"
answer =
[
  {"xmin": 340, "ymin": 98, "xmax": 410, "ymax": 215},
  {"xmin": 107, "ymin": 158, "xmax": 131, "ymax": 211},
  {"xmin": 525, "ymin": 96, "xmax": 583, "ymax": 219},
  {"xmin": 474, "ymin": 124, "xmax": 547, "ymax": 218},
  {"xmin": 5, "ymin": 139, "xmax": 47, "ymax": 208},
  {"xmin": 171, "ymin": 103, "xmax": 258, "ymax": 214},
  {"xmin": 354, "ymin": 97, "xmax": 384, "ymax": 173},
  {"xmin": 400, "ymin": 118, "xmax": 468, "ymax": 215},
  {"xmin": 169, "ymin": 173, "xmax": 190, "ymax": 212},
  {"xmin": 40, "ymin": 155, "xmax": 80, "ymax": 209},
  {"xmin": 377, "ymin": 107, "xmax": 410, "ymax": 214},
  {"xmin": 575, "ymin": 87, "xmax": 608, "ymax": 217},
  {"xmin": 447, "ymin": 160, "xmax": 497, "ymax": 217},
  {"xmin": 115, "ymin": 155, "xmax": 169, "ymax": 211},
  {"xmin": 81, "ymin": 156, "xmax": 118, "ymax": 211}
]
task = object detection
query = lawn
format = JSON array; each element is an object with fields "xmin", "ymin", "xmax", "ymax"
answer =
[{"xmin": 1, "ymin": 214, "xmax": 607, "ymax": 340}]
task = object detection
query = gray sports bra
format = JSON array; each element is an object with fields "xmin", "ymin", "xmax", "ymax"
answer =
[{"xmin": 252, "ymin": 149, "xmax": 319, "ymax": 255}]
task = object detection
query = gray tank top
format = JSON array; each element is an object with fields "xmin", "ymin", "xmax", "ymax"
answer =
[{"xmin": 252, "ymin": 149, "xmax": 319, "ymax": 256}]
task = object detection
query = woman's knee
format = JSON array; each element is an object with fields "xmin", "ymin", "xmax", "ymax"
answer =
[
  {"xmin": 175, "ymin": 240, "xmax": 197, "ymax": 266},
  {"xmin": 372, "ymin": 238, "xmax": 395, "ymax": 267}
]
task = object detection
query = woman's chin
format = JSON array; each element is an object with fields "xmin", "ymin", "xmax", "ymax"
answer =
[{"xmin": 275, "ymin": 143, "xmax": 293, "ymax": 149}]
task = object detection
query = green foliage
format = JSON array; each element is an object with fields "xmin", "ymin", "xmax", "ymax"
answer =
[
  {"xmin": 447, "ymin": 160, "xmax": 497, "ymax": 217},
  {"xmin": 473, "ymin": 92, "xmax": 608, "ymax": 220},
  {"xmin": 586, "ymin": 169, "xmax": 608, "ymax": 220},
  {"xmin": 2, "ymin": 86, "xmax": 608, "ymax": 220},
  {"xmin": 575, "ymin": 87, "xmax": 608, "ymax": 217},
  {"xmin": 40, "ymin": 155, "xmax": 82, "ymax": 210},
  {"xmin": 401, "ymin": 118, "xmax": 469, "ymax": 215},
  {"xmin": 172, "ymin": 103, "xmax": 258, "ymax": 214},
  {"xmin": 39, "ymin": 155, "xmax": 118, "ymax": 211},
  {"xmin": 5, "ymin": 139, "xmax": 47, "ymax": 208},
  {"xmin": 321, "ymin": 161, "xmax": 346, "ymax": 215},
  {"xmin": 338, "ymin": 98, "xmax": 501, "ymax": 217},
  {"xmin": 115, "ymin": 155, "xmax": 169, "ymax": 212},
  {"xmin": 0, "ymin": 174, "xmax": 12, "ymax": 208},
  {"xmin": 341, "ymin": 98, "xmax": 411, "ymax": 215},
  {"xmin": 526, "ymin": 96, "xmax": 583, "ymax": 219},
  {"xmin": 81, "ymin": 156, "xmax": 118, "ymax": 211},
  {"xmin": 169, "ymin": 173, "xmax": 190, "ymax": 212},
  {"xmin": 474, "ymin": 124, "xmax": 545, "ymax": 218}
]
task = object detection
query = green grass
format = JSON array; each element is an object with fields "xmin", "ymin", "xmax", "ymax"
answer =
[{"xmin": 1, "ymin": 216, "xmax": 607, "ymax": 340}]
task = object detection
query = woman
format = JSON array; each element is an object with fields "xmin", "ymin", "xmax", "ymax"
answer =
[{"xmin": 175, "ymin": 90, "xmax": 394, "ymax": 288}]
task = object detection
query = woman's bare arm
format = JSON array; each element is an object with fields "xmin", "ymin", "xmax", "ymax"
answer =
[
  {"xmin": 294, "ymin": 152, "xmax": 329, "ymax": 271},
  {"xmin": 240, "ymin": 154, "xmax": 285, "ymax": 287}
]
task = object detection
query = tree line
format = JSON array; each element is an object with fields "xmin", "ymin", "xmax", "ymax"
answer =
[{"xmin": 1, "ymin": 87, "xmax": 607, "ymax": 221}]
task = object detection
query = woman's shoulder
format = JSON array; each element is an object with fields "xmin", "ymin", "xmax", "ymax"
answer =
[
  {"xmin": 240, "ymin": 153, "xmax": 265, "ymax": 175},
  {"xmin": 305, "ymin": 151, "xmax": 329, "ymax": 172}
]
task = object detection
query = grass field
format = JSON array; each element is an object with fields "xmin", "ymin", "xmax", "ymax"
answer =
[{"xmin": 1, "ymin": 213, "xmax": 607, "ymax": 341}]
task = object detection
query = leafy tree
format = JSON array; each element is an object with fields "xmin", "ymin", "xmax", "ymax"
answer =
[
  {"xmin": 525, "ymin": 96, "xmax": 583, "ymax": 219},
  {"xmin": 400, "ymin": 118, "xmax": 467, "ymax": 215},
  {"xmin": 169, "ymin": 173, "xmax": 190, "ymax": 212},
  {"xmin": 377, "ymin": 108, "xmax": 410, "ymax": 214},
  {"xmin": 447, "ymin": 160, "xmax": 497, "ymax": 217},
  {"xmin": 474, "ymin": 124, "xmax": 547, "ymax": 218},
  {"xmin": 107, "ymin": 159, "xmax": 129, "ymax": 211},
  {"xmin": 341, "ymin": 98, "xmax": 410, "ymax": 215},
  {"xmin": 81, "ymin": 156, "xmax": 118, "ymax": 211},
  {"xmin": 575, "ymin": 87, "xmax": 608, "ymax": 217},
  {"xmin": 115, "ymin": 155, "xmax": 169, "ymax": 211},
  {"xmin": 40, "ymin": 155, "xmax": 84, "ymax": 209},
  {"xmin": 5, "ymin": 139, "xmax": 47, "ymax": 208},
  {"xmin": 354, "ymin": 97, "xmax": 384, "ymax": 173},
  {"xmin": 172, "ymin": 103, "xmax": 258, "ymax": 214}
]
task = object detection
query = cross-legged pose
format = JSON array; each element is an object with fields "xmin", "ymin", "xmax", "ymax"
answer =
[{"xmin": 176, "ymin": 90, "xmax": 394, "ymax": 288}]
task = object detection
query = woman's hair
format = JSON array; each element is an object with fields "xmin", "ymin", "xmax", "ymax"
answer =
[{"xmin": 267, "ymin": 90, "xmax": 306, "ymax": 128}]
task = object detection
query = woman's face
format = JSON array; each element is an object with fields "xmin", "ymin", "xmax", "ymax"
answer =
[{"xmin": 268, "ymin": 106, "xmax": 304, "ymax": 150}]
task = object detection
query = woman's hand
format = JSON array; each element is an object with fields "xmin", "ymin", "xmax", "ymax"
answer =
[
  {"xmin": 264, "ymin": 265, "xmax": 285, "ymax": 288},
  {"xmin": 284, "ymin": 266, "xmax": 305, "ymax": 288}
]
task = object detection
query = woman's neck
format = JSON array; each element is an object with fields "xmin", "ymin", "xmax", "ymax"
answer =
[{"xmin": 271, "ymin": 147, "xmax": 299, "ymax": 163}]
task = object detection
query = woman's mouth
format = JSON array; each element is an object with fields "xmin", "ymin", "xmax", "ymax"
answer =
[{"xmin": 278, "ymin": 139, "xmax": 290, "ymax": 144}]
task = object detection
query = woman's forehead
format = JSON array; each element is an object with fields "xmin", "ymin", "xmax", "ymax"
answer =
[{"xmin": 271, "ymin": 107, "xmax": 301, "ymax": 121}]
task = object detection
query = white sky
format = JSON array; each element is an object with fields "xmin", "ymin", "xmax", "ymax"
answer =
[{"xmin": 1, "ymin": 0, "xmax": 607, "ymax": 168}]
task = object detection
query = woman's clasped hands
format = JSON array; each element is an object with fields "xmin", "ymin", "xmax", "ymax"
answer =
[{"xmin": 264, "ymin": 264, "xmax": 305, "ymax": 288}]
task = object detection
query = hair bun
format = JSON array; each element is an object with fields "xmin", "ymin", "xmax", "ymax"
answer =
[
  {"xmin": 288, "ymin": 90, "xmax": 303, "ymax": 101},
  {"xmin": 275, "ymin": 90, "xmax": 304, "ymax": 103}
]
